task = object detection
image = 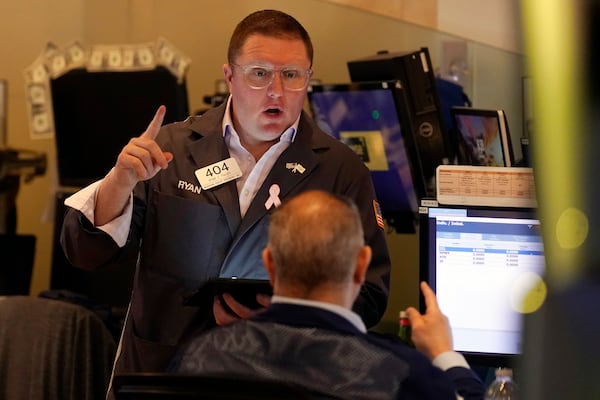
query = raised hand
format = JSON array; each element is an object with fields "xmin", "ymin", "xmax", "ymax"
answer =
[
  {"xmin": 405, "ymin": 281, "xmax": 453, "ymax": 360},
  {"xmin": 94, "ymin": 105, "xmax": 173, "ymax": 226},
  {"xmin": 113, "ymin": 105, "xmax": 173, "ymax": 188}
]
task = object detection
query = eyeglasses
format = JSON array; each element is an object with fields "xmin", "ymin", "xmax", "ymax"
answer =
[{"xmin": 231, "ymin": 63, "xmax": 313, "ymax": 91}]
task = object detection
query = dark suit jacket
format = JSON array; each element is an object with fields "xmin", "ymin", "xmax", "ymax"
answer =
[
  {"xmin": 172, "ymin": 303, "xmax": 485, "ymax": 400},
  {"xmin": 60, "ymin": 102, "xmax": 391, "ymax": 376}
]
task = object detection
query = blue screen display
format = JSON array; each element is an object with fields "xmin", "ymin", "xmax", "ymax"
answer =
[{"xmin": 308, "ymin": 82, "xmax": 422, "ymax": 232}]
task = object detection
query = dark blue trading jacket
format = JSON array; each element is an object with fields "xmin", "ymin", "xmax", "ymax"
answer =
[{"xmin": 173, "ymin": 303, "xmax": 484, "ymax": 400}]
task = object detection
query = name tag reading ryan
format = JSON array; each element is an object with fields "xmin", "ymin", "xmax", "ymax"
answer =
[{"xmin": 195, "ymin": 157, "xmax": 242, "ymax": 190}]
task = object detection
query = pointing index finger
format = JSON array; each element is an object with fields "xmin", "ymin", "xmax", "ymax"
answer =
[
  {"xmin": 141, "ymin": 105, "xmax": 166, "ymax": 140},
  {"xmin": 420, "ymin": 281, "xmax": 440, "ymax": 313}
]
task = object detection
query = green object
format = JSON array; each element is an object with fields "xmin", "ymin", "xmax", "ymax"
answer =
[{"xmin": 398, "ymin": 310, "xmax": 414, "ymax": 347}]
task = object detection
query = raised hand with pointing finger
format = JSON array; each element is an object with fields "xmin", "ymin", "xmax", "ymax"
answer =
[
  {"xmin": 406, "ymin": 281, "xmax": 454, "ymax": 361},
  {"xmin": 114, "ymin": 105, "xmax": 173, "ymax": 185},
  {"xmin": 94, "ymin": 105, "xmax": 172, "ymax": 226}
]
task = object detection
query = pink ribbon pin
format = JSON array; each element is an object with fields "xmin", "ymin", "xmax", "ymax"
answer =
[{"xmin": 264, "ymin": 184, "xmax": 281, "ymax": 210}]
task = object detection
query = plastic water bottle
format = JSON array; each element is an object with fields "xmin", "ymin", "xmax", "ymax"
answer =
[{"xmin": 484, "ymin": 368, "xmax": 518, "ymax": 399}]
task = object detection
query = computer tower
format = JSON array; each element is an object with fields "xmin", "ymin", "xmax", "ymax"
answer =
[{"xmin": 348, "ymin": 48, "xmax": 451, "ymax": 196}]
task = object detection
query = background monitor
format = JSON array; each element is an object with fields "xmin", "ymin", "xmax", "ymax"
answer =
[
  {"xmin": 308, "ymin": 80, "xmax": 426, "ymax": 233},
  {"xmin": 347, "ymin": 48, "xmax": 451, "ymax": 196},
  {"xmin": 419, "ymin": 202, "xmax": 546, "ymax": 367},
  {"xmin": 51, "ymin": 66, "xmax": 189, "ymax": 188},
  {"xmin": 451, "ymin": 107, "xmax": 515, "ymax": 167}
]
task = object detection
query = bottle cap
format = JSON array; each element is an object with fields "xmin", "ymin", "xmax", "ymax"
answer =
[
  {"xmin": 399, "ymin": 310, "xmax": 408, "ymax": 319},
  {"xmin": 495, "ymin": 368, "xmax": 513, "ymax": 378}
]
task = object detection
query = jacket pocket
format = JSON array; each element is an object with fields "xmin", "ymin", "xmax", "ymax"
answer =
[{"xmin": 142, "ymin": 190, "xmax": 232, "ymax": 284}]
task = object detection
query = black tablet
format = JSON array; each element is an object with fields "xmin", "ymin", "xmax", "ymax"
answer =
[{"xmin": 184, "ymin": 278, "xmax": 272, "ymax": 309}]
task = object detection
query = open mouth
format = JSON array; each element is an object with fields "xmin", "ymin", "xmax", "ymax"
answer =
[{"xmin": 265, "ymin": 107, "xmax": 282, "ymax": 115}]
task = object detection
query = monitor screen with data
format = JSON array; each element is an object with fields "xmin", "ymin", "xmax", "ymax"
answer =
[{"xmin": 419, "ymin": 203, "xmax": 546, "ymax": 367}]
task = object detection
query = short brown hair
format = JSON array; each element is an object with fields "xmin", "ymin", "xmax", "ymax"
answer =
[{"xmin": 227, "ymin": 9, "xmax": 314, "ymax": 66}]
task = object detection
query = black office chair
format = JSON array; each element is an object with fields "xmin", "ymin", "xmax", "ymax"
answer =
[
  {"xmin": 112, "ymin": 373, "xmax": 320, "ymax": 400},
  {"xmin": 0, "ymin": 296, "xmax": 117, "ymax": 400}
]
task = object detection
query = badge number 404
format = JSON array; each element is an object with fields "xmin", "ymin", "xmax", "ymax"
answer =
[{"xmin": 195, "ymin": 157, "xmax": 242, "ymax": 190}]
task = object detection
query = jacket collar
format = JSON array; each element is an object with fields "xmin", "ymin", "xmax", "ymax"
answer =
[
  {"xmin": 180, "ymin": 104, "xmax": 332, "ymax": 240},
  {"xmin": 254, "ymin": 303, "xmax": 365, "ymax": 336}
]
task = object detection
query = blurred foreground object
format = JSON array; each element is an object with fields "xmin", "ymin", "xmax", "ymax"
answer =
[{"xmin": 521, "ymin": 1, "xmax": 600, "ymax": 398}]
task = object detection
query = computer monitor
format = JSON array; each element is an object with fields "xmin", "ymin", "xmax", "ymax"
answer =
[
  {"xmin": 419, "ymin": 202, "xmax": 546, "ymax": 367},
  {"xmin": 450, "ymin": 107, "xmax": 515, "ymax": 167},
  {"xmin": 307, "ymin": 81, "xmax": 425, "ymax": 233},
  {"xmin": 51, "ymin": 66, "xmax": 189, "ymax": 188}
]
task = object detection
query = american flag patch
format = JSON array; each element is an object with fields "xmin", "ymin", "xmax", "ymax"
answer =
[{"xmin": 373, "ymin": 200, "xmax": 385, "ymax": 229}]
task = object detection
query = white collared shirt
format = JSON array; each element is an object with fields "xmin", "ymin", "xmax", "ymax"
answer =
[
  {"xmin": 64, "ymin": 97, "xmax": 300, "ymax": 246},
  {"xmin": 222, "ymin": 96, "xmax": 297, "ymax": 217}
]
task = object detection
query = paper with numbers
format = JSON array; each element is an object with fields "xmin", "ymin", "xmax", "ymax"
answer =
[{"xmin": 436, "ymin": 165, "xmax": 537, "ymax": 208}]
